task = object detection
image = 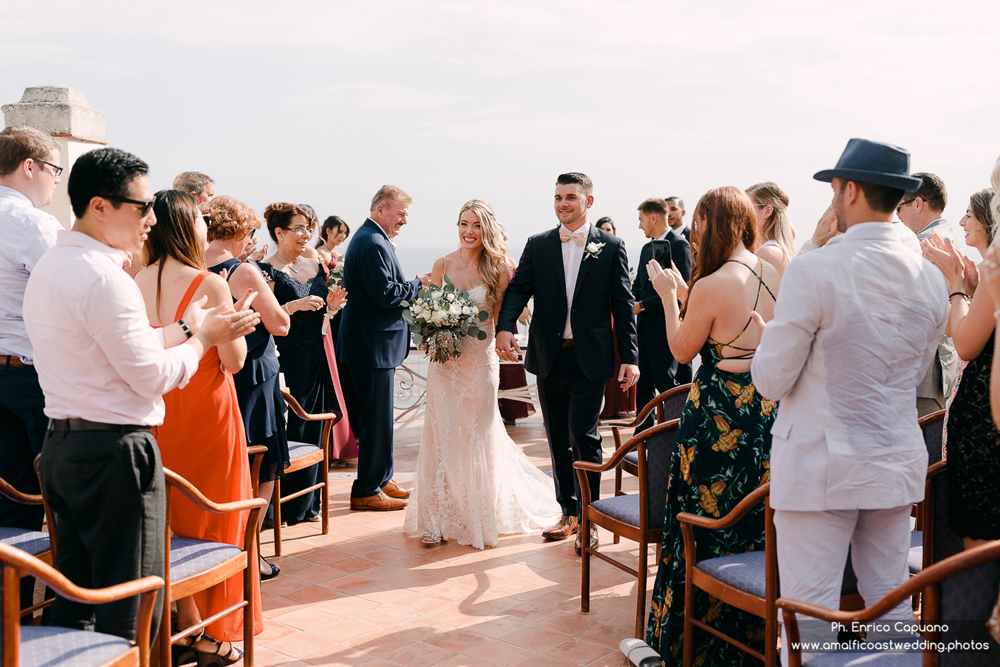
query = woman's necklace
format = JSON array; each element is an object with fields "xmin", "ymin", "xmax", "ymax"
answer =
[
  {"xmin": 459, "ymin": 249, "xmax": 479, "ymax": 268},
  {"xmin": 275, "ymin": 251, "xmax": 301, "ymax": 273}
]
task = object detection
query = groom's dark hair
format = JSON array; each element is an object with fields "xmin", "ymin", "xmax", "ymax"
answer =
[{"xmin": 556, "ymin": 172, "xmax": 593, "ymax": 197}]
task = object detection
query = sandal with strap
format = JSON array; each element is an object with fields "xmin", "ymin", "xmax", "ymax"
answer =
[
  {"xmin": 172, "ymin": 628, "xmax": 203, "ymax": 667},
  {"xmin": 261, "ymin": 557, "xmax": 281, "ymax": 581},
  {"xmin": 421, "ymin": 533, "xmax": 443, "ymax": 545},
  {"xmin": 194, "ymin": 634, "xmax": 243, "ymax": 667}
]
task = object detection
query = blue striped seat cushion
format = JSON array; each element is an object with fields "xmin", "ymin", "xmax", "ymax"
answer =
[
  {"xmin": 20, "ymin": 626, "xmax": 132, "ymax": 667},
  {"xmin": 590, "ymin": 494, "xmax": 640, "ymax": 527},
  {"xmin": 287, "ymin": 441, "xmax": 321, "ymax": 463},
  {"xmin": 170, "ymin": 537, "xmax": 241, "ymax": 581},
  {"xmin": 0, "ymin": 526, "xmax": 50, "ymax": 556},
  {"xmin": 907, "ymin": 531, "xmax": 922, "ymax": 575},
  {"xmin": 696, "ymin": 551, "xmax": 766, "ymax": 597},
  {"xmin": 624, "ymin": 450, "xmax": 639, "ymax": 467}
]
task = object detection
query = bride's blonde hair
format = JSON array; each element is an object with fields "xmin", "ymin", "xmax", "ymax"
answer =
[{"xmin": 459, "ymin": 199, "xmax": 507, "ymax": 303}]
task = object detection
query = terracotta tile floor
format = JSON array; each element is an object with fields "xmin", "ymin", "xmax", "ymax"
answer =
[{"xmin": 240, "ymin": 414, "xmax": 651, "ymax": 666}]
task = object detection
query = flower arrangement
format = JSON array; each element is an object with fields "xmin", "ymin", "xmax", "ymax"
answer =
[
  {"xmin": 322, "ymin": 260, "xmax": 346, "ymax": 335},
  {"xmin": 584, "ymin": 241, "xmax": 605, "ymax": 261},
  {"xmin": 401, "ymin": 274, "xmax": 490, "ymax": 364}
]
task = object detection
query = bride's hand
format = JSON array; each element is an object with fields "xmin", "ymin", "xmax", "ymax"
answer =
[{"xmin": 495, "ymin": 330, "xmax": 519, "ymax": 362}]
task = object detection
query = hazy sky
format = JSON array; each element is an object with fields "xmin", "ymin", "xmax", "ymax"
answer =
[{"xmin": 4, "ymin": 1, "xmax": 999, "ymax": 262}]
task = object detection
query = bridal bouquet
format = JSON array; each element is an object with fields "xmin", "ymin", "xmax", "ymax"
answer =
[
  {"xmin": 322, "ymin": 260, "xmax": 346, "ymax": 335},
  {"xmin": 401, "ymin": 275, "xmax": 490, "ymax": 364}
]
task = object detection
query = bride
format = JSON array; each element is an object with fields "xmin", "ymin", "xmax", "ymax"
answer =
[{"xmin": 404, "ymin": 199, "xmax": 562, "ymax": 548}]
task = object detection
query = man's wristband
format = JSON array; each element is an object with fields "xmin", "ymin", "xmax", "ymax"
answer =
[
  {"xmin": 949, "ymin": 292, "xmax": 971, "ymax": 302},
  {"xmin": 178, "ymin": 319, "xmax": 193, "ymax": 339}
]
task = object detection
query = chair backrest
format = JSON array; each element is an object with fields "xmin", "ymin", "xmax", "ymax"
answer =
[
  {"xmin": 937, "ymin": 555, "xmax": 1000, "ymax": 665},
  {"xmin": 921, "ymin": 411, "xmax": 945, "ymax": 466},
  {"xmin": 640, "ymin": 420, "xmax": 680, "ymax": 531},
  {"xmin": 658, "ymin": 384, "xmax": 691, "ymax": 423},
  {"xmin": 927, "ymin": 465, "xmax": 964, "ymax": 566}
]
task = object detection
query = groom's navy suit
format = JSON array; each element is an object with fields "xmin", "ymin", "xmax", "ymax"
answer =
[
  {"xmin": 338, "ymin": 218, "xmax": 421, "ymax": 498},
  {"xmin": 497, "ymin": 225, "xmax": 637, "ymax": 518}
]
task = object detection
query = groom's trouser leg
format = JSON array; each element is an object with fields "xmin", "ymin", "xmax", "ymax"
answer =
[
  {"xmin": 537, "ymin": 346, "xmax": 605, "ymax": 518},
  {"xmin": 349, "ymin": 365, "xmax": 395, "ymax": 498}
]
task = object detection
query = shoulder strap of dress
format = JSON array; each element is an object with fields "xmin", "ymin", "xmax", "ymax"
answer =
[{"xmin": 174, "ymin": 271, "xmax": 210, "ymax": 322}]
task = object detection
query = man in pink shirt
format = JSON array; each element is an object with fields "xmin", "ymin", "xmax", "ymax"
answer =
[{"xmin": 23, "ymin": 147, "xmax": 258, "ymax": 640}]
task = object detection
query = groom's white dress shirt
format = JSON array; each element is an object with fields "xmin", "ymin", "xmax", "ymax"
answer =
[
  {"xmin": 560, "ymin": 222, "xmax": 589, "ymax": 341},
  {"xmin": 751, "ymin": 222, "xmax": 948, "ymax": 512}
]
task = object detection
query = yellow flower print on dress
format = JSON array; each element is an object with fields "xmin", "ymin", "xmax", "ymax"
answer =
[
  {"xmin": 711, "ymin": 415, "xmax": 742, "ymax": 452},
  {"xmin": 760, "ymin": 398, "xmax": 777, "ymax": 418},
  {"xmin": 698, "ymin": 481, "xmax": 726, "ymax": 517},
  {"xmin": 725, "ymin": 380, "xmax": 755, "ymax": 408},
  {"xmin": 761, "ymin": 460, "xmax": 770, "ymax": 485},
  {"xmin": 680, "ymin": 445, "xmax": 696, "ymax": 484},
  {"xmin": 688, "ymin": 383, "xmax": 701, "ymax": 409},
  {"xmin": 701, "ymin": 596, "xmax": 723, "ymax": 624}
]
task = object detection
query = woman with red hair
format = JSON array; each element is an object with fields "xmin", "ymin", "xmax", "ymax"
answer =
[{"xmin": 644, "ymin": 186, "xmax": 781, "ymax": 665}]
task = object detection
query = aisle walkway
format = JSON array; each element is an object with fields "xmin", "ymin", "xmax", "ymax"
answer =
[{"xmin": 250, "ymin": 416, "xmax": 648, "ymax": 667}]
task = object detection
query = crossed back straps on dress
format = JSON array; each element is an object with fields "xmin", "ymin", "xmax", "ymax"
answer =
[
  {"xmin": 174, "ymin": 271, "xmax": 210, "ymax": 322},
  {"xmin": 709, "ymin": 259, "xmax": 776, "ymax": 361}
]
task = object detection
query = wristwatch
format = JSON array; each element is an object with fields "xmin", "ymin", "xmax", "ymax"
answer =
[{"xmin": 178, "ymin": 319, "xmax": 193, "ymax": 339}]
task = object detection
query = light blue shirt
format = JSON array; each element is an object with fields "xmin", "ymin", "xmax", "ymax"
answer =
[{"xmin": 0, "ymin": 185, "xmax": 62, "ymax": 362}]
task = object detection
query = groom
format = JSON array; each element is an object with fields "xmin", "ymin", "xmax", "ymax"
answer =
[
  {"xmin": 497, "ymin": 172, "xmax": 639, "ymax": 554},
  {"xmin": 339, "ymin": 185, "xmax": 430, "ymax": 511}
]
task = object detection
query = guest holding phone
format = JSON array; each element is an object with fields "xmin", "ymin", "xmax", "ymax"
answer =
[{"xmin": 632, "ymin": 198, "xmax": 691, "ymax": 432}]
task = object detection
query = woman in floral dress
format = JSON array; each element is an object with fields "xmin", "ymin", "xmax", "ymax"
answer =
[{"xmin": 643, "ymin": 186, "xmax": 781, "ymax": 666}]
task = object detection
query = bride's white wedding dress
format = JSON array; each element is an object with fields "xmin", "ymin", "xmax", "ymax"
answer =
[{"xmin": 403, "ymin": 285, "xmax": 562, "ymax": 549}]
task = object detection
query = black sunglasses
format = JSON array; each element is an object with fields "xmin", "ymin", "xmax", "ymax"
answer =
[
  {"xmin": 896, "ymin": 197, "xmax": 918, "ymax": 213},
  {"xmin": 103, "ymin": 195, "xmax": 155, "ymax": 217}
]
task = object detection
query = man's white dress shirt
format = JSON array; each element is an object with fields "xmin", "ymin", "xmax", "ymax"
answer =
[
  {"xmin": 23, "ymin": 231, "xmax": 199, "ymax": 425},
  {"xmin": 0, "ymin": 185, "xmax": 63, "ymax": 362},
  {"xmin": 560, "ymin": 222, "xmax": 590, "ymax": 340},
  {"xmin": 751, "ymin": 222, "xmax": 948, "ymax": 511}
]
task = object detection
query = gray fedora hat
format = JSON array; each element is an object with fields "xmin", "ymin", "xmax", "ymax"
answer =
[{"xmin": 814, "ymin": 138, "xmax": 923, "ymax": 191}]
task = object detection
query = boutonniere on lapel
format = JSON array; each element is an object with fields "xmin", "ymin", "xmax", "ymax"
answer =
[
  {"xmin": 391, "ymin": 241, "xmax": 398, "ymax": 251},
  {"xmin": 583, "ymin": 241, "xmax": 605, "ymax": 261}
]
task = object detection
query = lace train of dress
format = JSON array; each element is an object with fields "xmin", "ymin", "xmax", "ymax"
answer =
[{"xmin": 404, "ymin": 286, "xmax": 562, "ymax": 549}]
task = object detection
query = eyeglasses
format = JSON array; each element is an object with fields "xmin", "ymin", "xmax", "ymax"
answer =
[
  {"xmin": 284, "ymin": 226, "xmax": 311, "ymax": 236},
  {"xmin": 34, "ymin": 158, "xmax": 63, "ymax": 177},
  {"xmin": 103, "ymin": 195, "xmax": 155, "ymax": 217},
  {"xmin": 896, "ymin": 197, "xmax": 918, "ymax": 213}
]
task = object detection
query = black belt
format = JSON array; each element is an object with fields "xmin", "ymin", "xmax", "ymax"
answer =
[
  {"xmin": 560, "ymin": 339, "xmax": 575, "ymax": 348},
  {"xmin": 48, "ymin": 418, "xmax": 153, "ymax": 433},
  {"xmin": 1, "ymin": 355, "xmax": 29, "ymax": 367}
]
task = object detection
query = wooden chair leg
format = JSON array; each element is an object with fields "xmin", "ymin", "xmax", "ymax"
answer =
[
  {"xmin": 613, "ymin": 469, "xmax": 622, "ymax": 544},
  {"xmin": 581, "ymin": 513, "xmax": 591, "ymax": 613},
  {"xmin": 244, "ymin": 540, "xmax": 255, "ymax": 667},
  {"xmin": 682, "ymin": 560, "xmax": 695, "ymax": 667},
  {"xmin": 272, "ymin": 480, "xmax": 282, "ymax": 558},
  {"xmin": 635, "ymin": 537, "xmax": 648, "ymax": 638},
  {"xmin": 320, "ymin": 460, "xmax": 329, "ymax": 537},
  {"xmin": 764, "ymin": 605, "xmax": 777, "ymax": 667},
  {"xmin": 158, "ymin": 592, "xmax": 171, "ymax": 667}
]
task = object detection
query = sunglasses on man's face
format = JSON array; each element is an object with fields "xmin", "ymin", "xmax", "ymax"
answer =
[{"xmin": 103, "ymin": 195, "xmax": 155, "ymax": 217}]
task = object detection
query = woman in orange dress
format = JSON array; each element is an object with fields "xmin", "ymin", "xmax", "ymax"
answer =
[{"xmin": 135, "ymin": 190, "xmax": 262, "ymax": 664}]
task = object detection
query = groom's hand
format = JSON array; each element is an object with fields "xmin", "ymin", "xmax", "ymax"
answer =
[
  {"xmin": 495, "ymin": 330, "xmax": 520, "ymax": 362},
  {"xmin": 619, "ymin": 363, "xmax": 640, "ymax": 390}
]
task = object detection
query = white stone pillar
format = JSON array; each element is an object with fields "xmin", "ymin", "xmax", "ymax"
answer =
[{"xmin": 2, "ymin": 86, "xmax": 107, "ymax": 229}]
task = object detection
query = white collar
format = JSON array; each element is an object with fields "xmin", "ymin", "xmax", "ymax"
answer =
[{"xmin": 57, "ymin": 229, "xmax": 128, "ymax": 266}]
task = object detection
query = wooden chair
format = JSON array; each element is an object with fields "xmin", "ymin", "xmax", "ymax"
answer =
[
  {"xmin": 158, "ymin": 469, "xmax": 267, "ymax": 667},
  {"xmin": 779, "ymin": 539, "xmax": 1000, "ymax": 666},
  {"xmin": 270, "ymin": 389, "xmax": 338, "ymax": 557},
  {"xmin": 0, "ymin": 475, "xmax": 51, "ymax": 618},
  {"xmin": 677, "ymin": 484, "xmax": 867, "ymax": 666},
  {"xmin": 611, "ymin": 384, "xmax": 691, "ymax": 496},
  {"xmin": 908, "ymin": 410, "xmax": 946, "ymax": 579},
  {"xmin": 574, "ymin": 420, "xmax": 679, "ymax": 638},
  {"xmin": 0, "ymin": 542, "xmax": 162, "ymax": 667},
  {"xmin": 921, "ymin": 460, "xmax": 963, "ymax": 571}
]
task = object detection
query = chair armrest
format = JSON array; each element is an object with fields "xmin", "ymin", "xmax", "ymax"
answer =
[
  {"xmin": 918, "ymin": 409, "xmax": 945, "ymax": 427},
  {"xmin": 0, "ymin": 476, "xmax": 42, "ymax": 505},
  {"xmin": 607, "ymin": 384, "xmax": 690, "ymax": 428},
  {"xmin": 247, "ymin": 445, "xmax": 268, "ymax": 457},
  {"xmin": 574, "ymin": 419, "xmax": 680, "ymax": 474},
  {"xmin": 164, "ymin": 469, "xmax": 268, "ymax": 514},
  {"xmin": 281, "ymin": 388, "xmax": 340, "ymax": 422},
  {"xmin": 0, "ymin": 543, "xmax": 162, "ymax": 604},
  {"xmin": 676, "ymin": 483, "xmax": 770, "ymax": 531}
]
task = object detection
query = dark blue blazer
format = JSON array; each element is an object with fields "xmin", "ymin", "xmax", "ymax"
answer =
[
  {"xmin": 633, "ymin": 229, "xmax": 692, "ymax": 342},
  {"xmin": 336, "ymin": 219, "xmax": 421, "ymax": 369},
  {"xmin": 496, "ymin": 225, "xmax": 638, "ymax": 383}
]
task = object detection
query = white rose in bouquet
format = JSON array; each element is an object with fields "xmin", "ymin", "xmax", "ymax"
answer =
[{"xmin": 449, "ymin": 303, "xmax": 462, "ymax": 315}]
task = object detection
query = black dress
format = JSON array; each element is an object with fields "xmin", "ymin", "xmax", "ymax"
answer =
[
  {"xmin": 266, "ymin": 263, "xmax": 341, "ymax": 524},
  {"xmin": 208, "ymin": 259, "xmax": 289, "ymax": 483},
  {"xmin": 947, "ymin": 332, "xmax": 1000, "ymax": 540}
]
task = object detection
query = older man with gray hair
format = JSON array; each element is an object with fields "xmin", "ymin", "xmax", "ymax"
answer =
[{"xmin": 172, "ymin": 170, "xmax": 214, "ymax": 203}]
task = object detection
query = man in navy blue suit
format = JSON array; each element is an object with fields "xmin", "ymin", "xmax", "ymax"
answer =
[
  {"xmin": 338, "ymin": 185, "xmax": 430, "ymax": 511},
  {"xmin": 496, "ymin": 173, "xmax": 639, "ymax": 555},
  {"xmin": 633, "ymin": 197, "xmax": 692, "ymax": 433}
]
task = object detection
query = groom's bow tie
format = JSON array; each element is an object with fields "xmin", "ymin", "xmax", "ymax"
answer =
[{"xmin": 559, "ymin": 228, "xmax": 586, "ymax": 246}]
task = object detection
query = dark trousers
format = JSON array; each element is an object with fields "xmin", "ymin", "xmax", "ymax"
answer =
[
  {"xmin": 635, "ymin": 335, "xmax": 681, "ymax": 434},
  {"xmin": 0, "ymin": 363, "xmax": 48, "ymax": 611},
  {"xmin": 348, "ymin": 365, "xmax": 395, "ymax": 498},
  {"xmin": 536, "ymin": 345, "xmax": 605, "ymax": 518},
  {"xmin": 37, "ymin": 428, "xmax": 165, "ymax": 640}
]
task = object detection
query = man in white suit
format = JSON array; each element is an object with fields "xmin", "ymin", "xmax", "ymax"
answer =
[{"xmin": 751, "ymin": 138, "xmax": 948, "ymax": 665}]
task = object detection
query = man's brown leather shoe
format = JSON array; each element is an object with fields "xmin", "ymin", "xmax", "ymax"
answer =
[
  {"xmin": 575, "ymin": 526, "xmax": 599, "ymax": 556},
  {"xmin": 381, "ymin": 480, "xmax": 411, "ymax": 499},
  {"xmin": 350, "ymin": 491, "xmax": 407, "ymax": 511},
  {"xmin": 541, "ymin": 515, "xmax": 579, "ymax": 541}
]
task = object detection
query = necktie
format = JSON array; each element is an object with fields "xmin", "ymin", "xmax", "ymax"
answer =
[{"xmin": 559, "ymin": 228, "xmax": 586, "ymax": 246}]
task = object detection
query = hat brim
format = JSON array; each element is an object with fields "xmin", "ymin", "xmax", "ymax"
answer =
[{"xmin": 813, "ymin": 168, "xmax": 923, "ymax": 191}]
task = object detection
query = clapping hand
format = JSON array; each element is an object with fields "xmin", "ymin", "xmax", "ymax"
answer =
[
  {"xmin": 646, "ymin": 259, "xmax": 688, "ymax": 302},
  {"xmin": 327, "ymin": 286, "xmax": 347, "ymax": 311},
  {"xmin": 980, "ymin": 239, "xmax": 1000, "ymax": 305},
  {"xmin": 183, "ymin": 293, "xmax": 261, "ymax": 346},
  {"xmin": 921, "ymin": 234, "xmax": 970, "ymax": 293},
  {"xmin": 240, "ymin": 237, "xmax": 266, "ymax": 262}
]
